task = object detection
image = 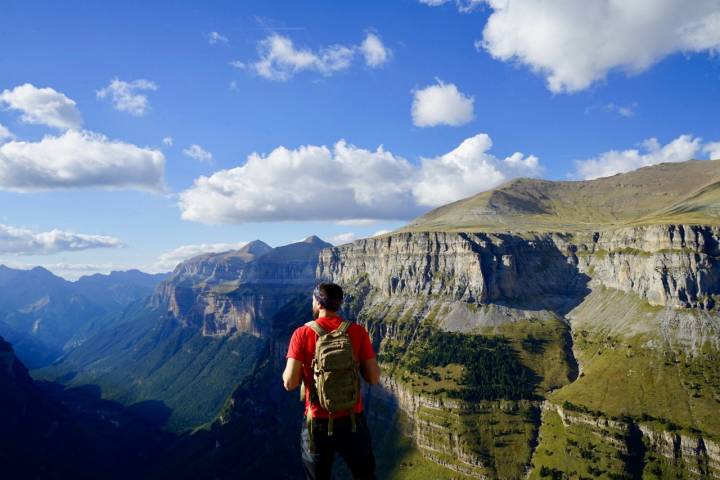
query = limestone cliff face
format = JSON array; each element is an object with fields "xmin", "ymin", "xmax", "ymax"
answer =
[
  {"xmin": 151, "ymin": 237, "xmax": 331, "ymax": 337},
  {"xmin": 574, "ymin": 224, "xmax": 720, "ymax": 309},
  {"xmin": 318, "ymin": 225, "xmax": 720, "ymax": 312}
]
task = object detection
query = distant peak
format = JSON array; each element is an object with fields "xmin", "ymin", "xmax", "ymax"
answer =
[
  {"xmin": 303, "ymin": 235, "xmax": 326, "ymax": 245},
  {"xmin": 240, "ymin": 240, "xmax": 273, "ymax": 255}
]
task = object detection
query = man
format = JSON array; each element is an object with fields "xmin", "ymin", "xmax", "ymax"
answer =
[{"xmin": 283, "ymin": 282, "xmax": 381, "ymax": 480}]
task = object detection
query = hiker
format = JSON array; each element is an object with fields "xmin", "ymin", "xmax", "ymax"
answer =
[{"xmin": 283, "ymin": 282, "xmax": 381, "ymax": 480}]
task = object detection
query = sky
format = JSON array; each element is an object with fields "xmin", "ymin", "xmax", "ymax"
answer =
[{"xmin": 0, "ymin": 0, "xmax": 719, "ymax": 279}]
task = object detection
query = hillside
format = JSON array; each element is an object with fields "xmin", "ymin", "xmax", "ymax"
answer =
[
  {"xmin": 403, "ymin": 159, "xmax": 720, "ymax": 233},
  {"xmin": 40, "ymin": 236, "xmax": 331, "ymax": 430},
  {"xmin": 0, "ymin": 266, "xmax": 167, "ymax": 368}
]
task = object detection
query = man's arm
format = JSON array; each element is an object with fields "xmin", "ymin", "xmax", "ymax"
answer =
[
  {"xmin": 360, "ymin": 357, "xmax": 380, "ymax": 385},
  {"xmin": 282, "ymin": 358, "xmax": 303, "ymax": 391}
]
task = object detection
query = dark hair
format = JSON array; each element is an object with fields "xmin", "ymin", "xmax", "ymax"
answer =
[{"xmin": 313, "ymin": 282, "xmax": 343, "ymax": 311}]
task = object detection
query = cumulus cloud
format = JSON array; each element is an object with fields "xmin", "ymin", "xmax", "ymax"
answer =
[
  {"xmin": 413, "ymin": 133, "xmax": 541, "ymax": 206},
  {"xmin": 360, "ymin": 32, "xmax": 391, "ymax": 67},
  {"xmin": 704, "ymin": 142, "xmax": 720, "ymax": 160},
  {"xmin": 0, "ymin": 130, "xmax": 165, "ymax": 192},
  {"xmin": 248, "ymin": 31, "xmax": 391, "ymax": 80},
  {"xmin": 162, "ymin": 136, "xmax": 173, "ymax": 147},
  {"xmin": 0, "ymin": 223, "xmax": 122, "ymax": 255},
  {"xmin": 412, "ymin": 80, "xmax": 474, "ymax": 127},
  {"xmin": 478, "ymin": 0, "xmax": 720, "ymax": 93},
  {"xmin": 0, "ymin": 83, "xmax": 82, "ymax": 130},
  {"xmin": 0, "ymin": 123, "xmax": 14, "ymax": 142},
  {"xmin": 207, "ymin": 31, "xmax": 228, "ymax": 45},
  {"xmin": 96, "ymin": 78, "xmax": 158, "ymax": 116},
  {"xmin": 179, "ymin": 133, "xmax": 541, "ymax": 223},
  {"xmin": 183, "ymin": 144, "xmax": 213, "ymax": 163},
  {"xmin": 179, "ymin": 140, "xmax": 419, "ymax": 223},
  {"xmin": 573, "ymin": 134, "xmax": 705, "ymax": 180},
  {"xmin": 152, "ymin": 241, "xmax": 249, "ymax": 272}
]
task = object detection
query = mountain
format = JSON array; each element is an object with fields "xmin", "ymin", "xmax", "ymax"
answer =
[
  {"xmin": 41, "ymin": 236, "xmax": 332, "ymax": 430},
  {"xmin": 25, "ymin": 161, "xmax": 720, "ymax": 478},
  {"xmin": 310, "ymin": 160, "xmax": 720, "ymax": 478},
  {"xmin": 0, "ymin": 266, "xmax": 167, "ymax": 367},
  {"xmin": 405, "ymin": 159, "xmax": 720, "ymax": 233}
]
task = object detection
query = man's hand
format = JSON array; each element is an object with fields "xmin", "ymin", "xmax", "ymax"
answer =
[
  {"xmin": 282, "ymin": 358, "xmax": 303, "ymax": 391},
  {"xmin": 360, "ymin": 357, "xmax": 381, "ymax": 385}
]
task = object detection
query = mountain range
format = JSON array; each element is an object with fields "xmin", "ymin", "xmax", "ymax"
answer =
[{"xmin": 4, "ymin": 159, "xmax": 720, "ymax": 479}]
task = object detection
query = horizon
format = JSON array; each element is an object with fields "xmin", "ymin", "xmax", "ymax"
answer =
[{"xmin": 1, "ymin": 0, "xmax": 719, "ymax": 280}]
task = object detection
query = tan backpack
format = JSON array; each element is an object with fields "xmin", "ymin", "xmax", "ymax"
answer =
[{"xmin": 303, "ymin": 320, "xmax": 360, "ymax": 441}]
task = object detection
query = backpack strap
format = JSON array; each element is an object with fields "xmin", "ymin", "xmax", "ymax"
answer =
[
  {"xmin": 337, "ymin": 320, "xmax": 351, "ymax": 334},
  {"xmin": 305, "ymin": 321, "xmax": 327, "ymax": 337}
]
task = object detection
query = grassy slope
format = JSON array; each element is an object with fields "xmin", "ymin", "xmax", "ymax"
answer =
[
  {"xmin": 401, "ymin": 160, "xmax": 720, "ymax": 234},
  {"xmin": 551, "ymin": 287, "xmax": 720, "ymax": 439},
  {"xmin": 35, "ymin": 305, "xmax": 264, "ymax": 431}
]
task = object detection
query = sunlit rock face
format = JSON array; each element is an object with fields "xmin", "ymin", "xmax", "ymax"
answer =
[{"xmin": 152, "ymin": 236, "xmax": 332, "ymax": 337}]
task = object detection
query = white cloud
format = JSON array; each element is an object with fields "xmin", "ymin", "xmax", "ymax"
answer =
[
  {"xmin": 604, "ymin": 102, "xmax": 637, "ymax": 118},
  {"xmin": 413, "ymin": 133, "xmax": 541, "ymax": 206},
  {"xmin": 336, "ymin": 219, "xmax": 378, "ymax": 227},
  {"xmin": 574, "ymin": 134, "xmax": 704, "ymax": 180},
  {"xmin": 96, "ymin": 78, "xmax": 158, "ymax": 116},
  {"xmin": 178, "ymin": 133, "xmax": 541, "ymax": 223},
  {"xmin": 252, "ymin": 34, "xmax": 355, "ymax": 81},
  {"xmin": 360, "ymin": 32, "xmax": 391, "ymax": 67},
  {"xmin": 179, "ymin": 140, "xmax": 420, "ymax": 223},
  {"xmin": 162, "ymin": 136, "xmax": 173, "ymax": 146},
  {"xmin": 704, "ymin": 142, "xmax": 720, "ymax": 160},
  {"xmin": 183, "ymin": 144, "xmax": 213, "ymax": 163},
  {"xmin": 0, "ymin": 123, "xmax": 14, "ymax": 142},
  {"xmin": 207, "ymin": 31, "xmax": 229, "ymax": 45},
  {"xmin": 328, "ymin": 232, "xmax": 356, "ymax": 245},
  {"xmin": 229, "ymin": 60, "xmax": 246, "ymax": 69},
  {"xmin": 479, "ymin": 0, "xmax": 720, "ymax": 93},
  {"xmin": 0, "ymin": 83, "xmax": 82, "ymax": 130},
  {"xmin": 247, "ymin": 31, "xmax": 392, "ymax": 80},
  {"xmin": 412, "ymin": 80, "xmax": 474, "ymax": 127},
  {"xmin": 0, "ymin": 223, "xmax": 122, "ymax": 255},
  {"xmin": 418, "ymin": 0, "xmax": 483, "ymax": 12},
  {"xmin": 373, "ymin": 229, "xmax": 392, "ymax": 237},
  {"xmin": 152, "ymin": 241, "xmax": 249, "ymax": 272},
  {"xmin": 0, "ymin": 130, "xmax": 165, "ymax": 192}
]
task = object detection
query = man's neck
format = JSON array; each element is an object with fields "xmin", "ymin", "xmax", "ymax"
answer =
[{"xmin": 316, "ymin": 310, "xmax": 337, "ymax": 319}]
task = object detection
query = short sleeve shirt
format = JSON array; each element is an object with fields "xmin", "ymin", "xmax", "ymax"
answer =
[{"xmin": 286, "ymin": 315, "xmax": 375, "ymax": 418}]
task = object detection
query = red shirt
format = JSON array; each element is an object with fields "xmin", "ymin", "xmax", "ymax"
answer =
[{"xmin": 286, "ymin": 315, "xmax": 375, "ymax": 418}]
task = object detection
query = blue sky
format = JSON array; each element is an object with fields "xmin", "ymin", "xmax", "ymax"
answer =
[{"xmin": 0, "ymin": 0, "xmax": 719, "ymax": 278}]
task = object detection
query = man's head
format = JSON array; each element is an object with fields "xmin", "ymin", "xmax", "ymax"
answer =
[{"xmin": 312, "ymin": 282, "xmax": 343, "ymax": 318}]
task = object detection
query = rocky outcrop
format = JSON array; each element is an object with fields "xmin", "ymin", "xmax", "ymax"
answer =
[
  {"xmin": 318, "ymin": 225, "xmax": 720, "ymax": 312},
  {"xmin": 151, "ymin": 236, "xmax": 331, "ymax": 337},
  {"xmin": 575, "ymin": 225, "xmax": 720, "ymax": 309}
]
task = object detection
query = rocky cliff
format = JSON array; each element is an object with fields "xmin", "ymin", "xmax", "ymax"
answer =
[
  {"xmin": 317, "ymin": 222, "xmax": 720, "ymax": 478},
  {"xmin": 151, "ymin": 236, "xmax": 330, "ymax": 336}
]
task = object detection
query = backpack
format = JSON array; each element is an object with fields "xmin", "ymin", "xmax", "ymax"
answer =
[{"xmin": 303, "ymin": 319, "xmax": 360, "ymax": 440}]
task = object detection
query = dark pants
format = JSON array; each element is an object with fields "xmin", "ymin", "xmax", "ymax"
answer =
[{"xmin": 301, "ymin": 412, "xmax": 376, "ymax": 480}]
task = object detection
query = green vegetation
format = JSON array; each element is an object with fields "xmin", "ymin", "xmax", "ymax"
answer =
[
  {"xmin": 530, "ymin": 407, "xmax": 630, "ymax": 480},
  {"xmin": 400, "ymin": 328, "xmax": 540, "ymax": 401}
]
